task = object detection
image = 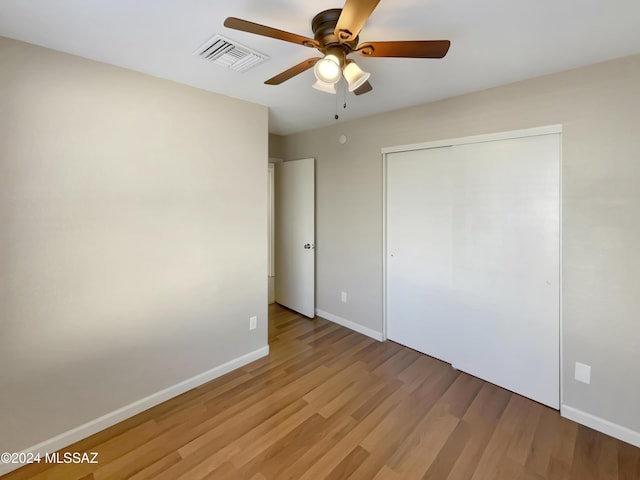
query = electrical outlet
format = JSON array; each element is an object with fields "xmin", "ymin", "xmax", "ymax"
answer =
[
  {"xmin": 249, "ymin": 316, "xmax": 257, "ymax": 330},
  {"xmin": 574, "ymin": 362, "xmax": 591, "ymax": 384},
  {"xmin": 341, "ymin": 291, "xmax": 347, "ymax": 303}
]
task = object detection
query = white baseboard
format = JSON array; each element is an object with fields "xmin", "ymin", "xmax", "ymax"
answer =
[
  {"xmin": 315, "ymin": 309, "xmax": 384, "ymax": 342},
  {"xmin": 561, "ymin": 404, "xmax": 640, "ymax": 448},
  {"xmin": 0, "ymin": 346, "xmax": 269, "ymax": 476}
]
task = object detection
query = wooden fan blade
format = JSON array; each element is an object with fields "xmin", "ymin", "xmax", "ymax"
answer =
[
  {"xmin": 334, "ymin": 0, "xmax": 381, "ymax": 43},
  {"xmin": 356, "ymin": 40, "xmax": 451, "ymax": 58},
  {"xmin": 353, "ymin": 80, "xmax": 373, "ymax": 95},
  {"xmin": 224, "ymin": 17, "xmax": 319, "ymax": 48},
  {"xmin": 265, "ymin": 58, "xmax": 320, "ymax": 85}
]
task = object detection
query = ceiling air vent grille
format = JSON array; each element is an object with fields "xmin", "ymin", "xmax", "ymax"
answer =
[{"xmin": 194, "ymin": 34, "xmax": 269, "ymax": 73}]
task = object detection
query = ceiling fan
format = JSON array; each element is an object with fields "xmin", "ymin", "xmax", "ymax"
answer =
[{"xmin": 224, "ymin": 0, "xmax": 450, "ymax": 96}]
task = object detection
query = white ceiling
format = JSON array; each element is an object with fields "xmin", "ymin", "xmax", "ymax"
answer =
[{"xmin": 1, "ymin": 0, "xmax": 639, "ymax": 135}]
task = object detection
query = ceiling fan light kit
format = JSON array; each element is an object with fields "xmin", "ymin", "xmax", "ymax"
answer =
[
  {"xmin": 343, "ymin": 61, "xmax": 371, "ymax": 92},
  {"xmin": 312, "ymin": 79, "xmax": 337, "ymax": 94},
  {"xmin": 312, "ymin": 52, "xmax": 371, "ymax": 94},
  {"xmin": 224, "ymin": 0, "xmax": 450, "ymax": 97}
]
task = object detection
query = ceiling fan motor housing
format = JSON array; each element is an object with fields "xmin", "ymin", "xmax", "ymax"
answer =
[{"xmin": 312, "ymin": 9, "xmax": 359, "ymax": 55}]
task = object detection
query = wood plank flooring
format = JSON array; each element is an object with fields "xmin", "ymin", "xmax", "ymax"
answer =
[{"xmin": 3, "ymin": 303, "xmax": 639, "ymax": 479}]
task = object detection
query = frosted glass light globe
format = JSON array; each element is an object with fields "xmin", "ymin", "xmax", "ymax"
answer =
[{"xmin": 314, "ymin": 55, "xmax": 341, "ymax": 84}]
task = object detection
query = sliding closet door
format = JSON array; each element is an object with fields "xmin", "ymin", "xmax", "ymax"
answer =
[
  {"xmin": 386, "ymin": 133, "xmax": 560, "ymax": 408},
  {"xmin": 386, "ymin": 146, "xmax": 458, "ymax": 365}
]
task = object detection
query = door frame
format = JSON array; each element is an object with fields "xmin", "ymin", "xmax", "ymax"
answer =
[{"xmin": 381, "ymin": 124, "xmax": 563, "ymax": 405}]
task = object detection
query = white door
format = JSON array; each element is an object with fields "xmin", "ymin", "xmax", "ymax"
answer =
[
  {"xmin": 386, "ymin": 133, "xmax": 560, "ymax": 408},
  {"xmin": 275, "ymin": 158, "xmax": 315, "ymax": 318},
  {"xmin": 386, "ymin": 146, "xmax": 458, "ymax": 365}
]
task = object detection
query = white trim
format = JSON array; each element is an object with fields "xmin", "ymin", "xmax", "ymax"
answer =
[
  {"xmin": 0, "ymin": 346, "xmax": 269, "ymax": 476},
  {"xmin": 268, "ymin": 163, "xmax": 275, "ymax": 277},
  {"xmin": 381, "ymin": 151, "xmax": 388, "ymax": 342},
  {"xmin": 381, "ymin": 125, "xmax": 563, "ymax": 154},
  {"xmin": 561, "ymin": 405, "xmax": 640, "ymax": 448},
  {"xmin": 558, "ymin": 133, "xmax": 564, "ymax": 408},
  {"xmin": 315, "ymin": 309, "xmax": 384, "ymax": 341}
]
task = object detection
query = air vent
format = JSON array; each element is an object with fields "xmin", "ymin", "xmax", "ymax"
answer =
[{"xmin": 194, "ymin": 34, "xmax": 269, "ymax": 73}]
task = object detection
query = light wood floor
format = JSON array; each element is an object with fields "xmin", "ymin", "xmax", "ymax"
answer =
[{"xmin": 3, "ymin": 303, "xmax": 639, "ymax": 480}]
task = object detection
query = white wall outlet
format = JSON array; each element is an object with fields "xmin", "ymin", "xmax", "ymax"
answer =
[
  {"xmin": 249, "ymin": 316, "xmax": 257, "ymax": 330},
  {"xmin": 341, "ymin": 291, "xmax": 347, "ymax": 303},
  {"xmin": 574, "ymin": 362, "xmax": 591, "ymax": 384}
]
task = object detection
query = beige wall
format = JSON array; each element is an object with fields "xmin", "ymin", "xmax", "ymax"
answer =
[
  {"xmin": 269, "ymin": 133, "xmax": 284, "ymax": 159},
  {"xmin": 283, "ymin": 54, "xmax": 640, "ymax": 436},
  {"xmin": 0, "ymin": 36, "xmax": 268, "ymax": 453}
]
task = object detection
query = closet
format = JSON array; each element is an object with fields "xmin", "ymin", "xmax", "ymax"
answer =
[{"xmin": 384, "ymin": 127, "xmax": 561, "ymax": 408}]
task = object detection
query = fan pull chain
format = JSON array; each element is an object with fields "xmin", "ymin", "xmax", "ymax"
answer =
[
  {"xmin": 334, "ymin": 79, "xmax": 347, "ymax": 120},
  {"xmin": 343, "ymin": 81, "xmax": 347, "ymax": 110}
]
